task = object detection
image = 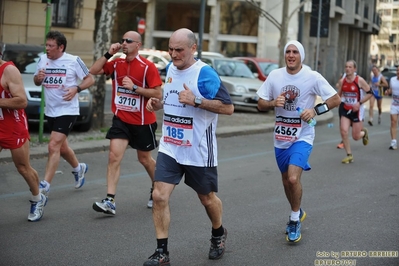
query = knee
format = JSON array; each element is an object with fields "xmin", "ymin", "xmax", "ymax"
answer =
[
  {"xmin": 138, "ymin": 155, "xmax": 154, "ymax": 168},
  {"xmin": 198, "ymin": 192, "xmax": 216, "ymax": 208},
  {"xmin": 284, "ymin": 175, "xmax": 299, "ymax": 187},
  {"xmin": 152, "ymin": 188, "xmax": 169, "ymax": 205}
]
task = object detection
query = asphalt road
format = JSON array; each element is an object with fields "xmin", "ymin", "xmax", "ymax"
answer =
[{"xmin": 0, "ymin": 107, "xmax": 398, "ymax": 266}]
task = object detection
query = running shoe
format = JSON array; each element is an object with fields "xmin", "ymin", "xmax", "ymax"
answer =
[
  {"xmin": 378, "ymin": 116, "xmax": 381, "ymax": 125},
  {"xmin": 286, "ymin": 220, "xmax": 302, "ymax": 242},
  {"xmin": 368, "ymin": 121, "xmax": 373, "ymax": 126},
  {"xmin": 209, "ymin": 228, "xmax": 227, "ymax": 260},
  {"xmin": 336, "ymin": 142, "xmax": 344, "ymax": 149},
  {"xmin": 73, "ymin": 163, "xmax": 88, "ymax": 189},
  {"xmin": 143, "ymin": 248, "xmax": 170, "ymax": 266},
  {"xmin": 286, "ymin": 208, "xmax": 306, "ymax": 234},
  {"xmin": 39, "ymin": 180, "xmax": 50, "ymax": 196},
  {"xmin": 93, "ymin": 197, "xmax": 116, "ymax": 215},
  {"xmin": 362, "ymin": 128, "xmax": 369, "ymax": 146},
  {"xmin": 147, "ymin": 187, "xmax": 153, "ymax": 209},
  {"xmin": 341, "ymin": 154, "xmax": 354, "ymax": 164},
  {"xmin": 389, "ymin": 140, "xmax": 397, "ymax": 150},
  {"xmin": 28, "ymin": 193, "xmax": 48, "ymax": 222}
]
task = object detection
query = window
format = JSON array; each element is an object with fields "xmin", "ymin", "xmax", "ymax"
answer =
[{"xmin": 52, "ymin": 0, "xmax": 74, "ymax": 27}]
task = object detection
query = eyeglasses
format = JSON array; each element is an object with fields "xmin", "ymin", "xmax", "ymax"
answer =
[{"xmin": 120, "ymin": 38, "xmax": 139, "ymax": 44}]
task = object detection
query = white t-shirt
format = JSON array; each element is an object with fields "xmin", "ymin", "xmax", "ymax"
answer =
[
  {"xmin": 257, "ymin": 66, "xmax": 337, "ymax": 149},
  {"xmin": 35, "ymin": 53, "xmax": 90, "ymax": 117},
  {"xmin": 390, "ymin": 76, "xmax": 399, "ymax": 107}
]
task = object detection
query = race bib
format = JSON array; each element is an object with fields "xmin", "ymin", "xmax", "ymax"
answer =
[
  {"xmin": 114, "ymin": 86, "xmax": 141, "ymax": 112},
  {"xmin": 393, "ymin": 94, "xmax": 399, "ymax": 106},
  {"xmin": 342, "ymin": 91, "xmax": 358, "ymax": 110},
  {"xmin": 163, "ymin": 113, "xmax": 193, "ymax": 146},
  {"xmin": 274, "ymin": 116, "xmax": 302, "ymax": 142},
  {"xmin": 43, "ymin": 68, "xmax": 67, "ymax": 89}
]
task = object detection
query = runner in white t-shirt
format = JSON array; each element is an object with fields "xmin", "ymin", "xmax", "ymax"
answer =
[
  {"xmin": 257, "ymin": 40, "xmax": 341, "ymax": 243},
  {"xmin": 33, "ymin": 31, "xmax": 94, "ymax": 200},
  {"xmin": 386, "ymin": 66, "xmax": 399, "ymax": 150}
]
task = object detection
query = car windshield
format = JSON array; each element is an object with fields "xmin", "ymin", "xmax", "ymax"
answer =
[
  {"xmin": 214, "ymin": 59, "xmax": 254, "ymax": 78},
  {"xmin": 258, "ymin": 62, "xmax": 279, "ymax": 76},
  {"xmin": 2, "ymin": 49, "xmax": 43, "ymax": 74}
]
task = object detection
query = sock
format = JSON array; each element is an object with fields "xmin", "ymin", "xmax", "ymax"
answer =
[
  {"xmin": 72, "ymin": 164, "xmax": 80, "ymax": 172},
  {"xmin": 212, "ymin": 225, "xmax": 224, "ymax": 237},
  {"xmin": 347, "ymin": 154, "xmax": 352, "ymax": 156},
  {"xmin": 291, "ymin": 210, "xmax": 300, "ymax": 221},
  {"xmin": 31, "ymin": 193, "xmax": 41, "ymax": 202},
  {"xmin": 157, "ymin": 238, "xmax": 168, "ymax": 253},
  {"xmin": 106, "ymin": 194, "xmax": 115, "ymax": 201}
]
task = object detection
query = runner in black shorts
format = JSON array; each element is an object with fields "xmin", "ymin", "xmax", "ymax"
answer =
[
  {"xmin": 47, "ymin": 115, "xmax": 77, "ymax": 136},
  {"xmin": 106, "ymin": 115, "xmax": 158, "ymax": 151}
]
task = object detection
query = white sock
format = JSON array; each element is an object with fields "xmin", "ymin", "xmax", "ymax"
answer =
[
  {"xmin": 291, "ymin": 210, "xmax": 300, "ymax": 221},
  {"xmin": 31, "ymin": 193, "xmax": 41, "ymax": 202},
  {"xmin": 72, "ymin": 165, "xmax": 80, "ymax": 172}
]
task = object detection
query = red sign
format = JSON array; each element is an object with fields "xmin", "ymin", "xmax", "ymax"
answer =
[{"xmin": 138, "ymin": 18, "xmax": 146, "ymax": 35}]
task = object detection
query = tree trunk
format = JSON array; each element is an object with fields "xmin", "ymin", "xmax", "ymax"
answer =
[
  {"xmin": 91, "ymin": 0, "xmax": 118, "ymax": 129},
  {"xmin": 279, "ymin": 0, "xmax": 289, "ymax": 67}
]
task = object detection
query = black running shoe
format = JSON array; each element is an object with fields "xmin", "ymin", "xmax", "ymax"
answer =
[
  {"xmin": 209, "ymin": 228, "xmax": 227, "ymax": 260},
  {"xmin": 143, "ymin": 248, "xmax": 170, "ymax": 266}
]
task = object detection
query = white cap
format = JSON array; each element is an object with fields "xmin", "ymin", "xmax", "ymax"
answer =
[{"xmin": 284, "ymin": 40, "xmax": 305, "ymax": 63}]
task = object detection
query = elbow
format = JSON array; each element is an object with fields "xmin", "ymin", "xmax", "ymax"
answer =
[{"xmin": 225, "ymin": 104, "xmax": 234, "ymax": 115}]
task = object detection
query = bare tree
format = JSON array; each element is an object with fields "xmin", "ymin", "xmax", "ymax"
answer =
[
  {"xmin": 90, "ymin": 0, "xmax": 118, "ymax": 129},
  {"xmin": 245, "ymin": 0, "xmax": 310, "ymax": 66}
]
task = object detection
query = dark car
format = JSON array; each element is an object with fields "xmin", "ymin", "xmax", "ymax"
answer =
[
  {"xmin": 0, "ymin": 43, "xmax": 93, "ymax": 131},
  {"xmin": 234, "ymin": 57, "xmax": 279, "ymax": 81}
]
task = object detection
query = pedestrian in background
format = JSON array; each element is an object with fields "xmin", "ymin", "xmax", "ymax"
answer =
[
  {"xmin": 34, "ymin": 31, "xmax": 94, "ymax": 197},
  {"xmin": 144, "ymin": 28, "xmax": 234, "ymax": 265},
  {"xmin": 386, "ymin": 66, "xmax": 399, "ymax": 150},
  {"xmin": 337, "ymin": 60, "xmax": 373, "ymax": 164},
  {"xmin": 89, "ymin": 31, "xmax": 163, "ymax": 214},
  {"xmin": 368, "ymin": 65, "xmax": 388, "ymax": 126},
  {"xmin": 0, "ymin": 56, "xmax": 47, "ymax": 221},
  {"xmin": 257, "ymin": 40, "xmax": 340, "ymax": 243}
]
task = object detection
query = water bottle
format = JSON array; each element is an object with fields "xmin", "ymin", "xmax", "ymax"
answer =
[
  {"xmin": 296, "ymin": 107, "xmax": 317, "ymax": 127},
  {"xmin": 327, "ymin": 123, "xmax": 334, "ymax": 128}
]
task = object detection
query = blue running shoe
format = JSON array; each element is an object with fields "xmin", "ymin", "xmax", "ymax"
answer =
[
  {"xmin": 286, "ymin": 208, "xmax": 306, "ymax": 234},
  {"xmin": 39, "ymin": 180, "xmax": 50, "ymax": 196},
  {"xmin": 286, "ymin": 220, "xmax": 301, "ymax": 242},
  {"xmin": 73, "ymin": 163, "xmax": 88, "ymax": 189},
  {"xmin": 28, "ymin": 193, "xmax": 48, "ymax": 222},
  {"xmin": 143, "ymin": 248, "xmax": 170, "ymax": 266}
]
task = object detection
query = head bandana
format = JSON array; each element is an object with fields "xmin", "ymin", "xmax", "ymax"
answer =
[{"xmin": 284, "ymin": 40, "xmax": 305, "ymax": 63}]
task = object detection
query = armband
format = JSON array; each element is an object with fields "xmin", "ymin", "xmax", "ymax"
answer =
[
  {"xmin": 366, "ymin": 90, "xmax": 373, "ymax": 94},
  {"xmin": 314, "ymin": 102, "xmax": 329, "ymax": 115},
  {"xmin": 104, "ymin": 52, "xmax": 112, "ymax": 60}
]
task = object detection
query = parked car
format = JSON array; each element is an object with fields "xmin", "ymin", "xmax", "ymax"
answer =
[
  {"xmin": 200, "ymin": 56, "xmax": 264, "ymax": 109},
  {"xmin": 0, "ymin": 43, "xmax": 93, "ymax": 131},
  {"xmin": 109, "ymin": 49, "xmax": 171, "ymax": 81},
  {"xmin": 234, "ymin": 57, "xmax": 278, "ymax": 81},
  {"xmin": 194, "ymin": 51, "xmax": 225, "ymax": 58}
]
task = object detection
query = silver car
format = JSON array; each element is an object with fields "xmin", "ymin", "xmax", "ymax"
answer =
[
  {"xmin": 201, "ymin": 57, "xmax": 264, "ymax": 109},
  {"xmin": 0, "ymin": 43, "xmax": 93, "ymax": 131}
]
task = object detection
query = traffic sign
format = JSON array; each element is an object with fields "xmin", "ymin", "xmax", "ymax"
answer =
[{"xmin": 138, "ymin": 18, "xmax": 146, "ymax": 35}]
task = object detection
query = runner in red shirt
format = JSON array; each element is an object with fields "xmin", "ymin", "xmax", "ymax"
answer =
[
  {"xmin": 90, "ymin": 31, "xmax": 163, "ymax": 214},
  {"xmin": 0, "ymin": 58, "xmax": 47, "ymax": 221}
]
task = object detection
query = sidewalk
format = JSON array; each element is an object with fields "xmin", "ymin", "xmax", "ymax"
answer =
[{"xmin": 0, "ymin": 100, "xmax": 334, "ymax": 162}]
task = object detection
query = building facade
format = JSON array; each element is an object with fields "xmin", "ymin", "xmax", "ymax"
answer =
[{"xmin": 0, "ymin": 0, "xmax": 381, "ymax": 83}]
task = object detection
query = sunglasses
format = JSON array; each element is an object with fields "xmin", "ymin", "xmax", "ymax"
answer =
[{"xmin": 120, "ymin": 38, "xmax": 138, "ymax": 44}]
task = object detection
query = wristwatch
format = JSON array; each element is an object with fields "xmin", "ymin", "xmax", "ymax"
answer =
[
  {"xmin": 132, "ymin": 84, "xmax": 138, "ymax": 92},
  {"xmin": 194, "ymin": 97, "xmax": 202, "ymax": 107},
  {"xmin": 77, "ymin": 86, "xmax": 82, "ymax": 93}
]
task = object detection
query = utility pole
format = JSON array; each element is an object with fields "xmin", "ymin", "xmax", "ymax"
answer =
[
  {"xmin": 197, "ymin": 0, "xmax": 206, "ymax": 59},
  {"xmin": 315, "ymin": 0, "xmax": 322, "ymax": 71}
]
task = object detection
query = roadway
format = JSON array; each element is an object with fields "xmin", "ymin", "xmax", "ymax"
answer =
[{"xmin": 0, "ymin": 107, "xmax": 398, "ymax": 266}]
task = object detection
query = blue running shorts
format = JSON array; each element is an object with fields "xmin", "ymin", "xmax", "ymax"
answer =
[{"xmin": 275, "ymin": 141, "xmax": 312, "ymax": 173}]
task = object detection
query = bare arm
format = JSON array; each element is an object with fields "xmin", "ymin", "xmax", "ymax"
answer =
[
  {"xmin": 358, "ymin": 77, "xmax": 373, "ymax": 104},
  {"xmin": 180, "ymin": 83, "xmax": 234, "ymax": 115},
  {"xmin": 0, "ymin": 65, "xmax": 27, "ymax": 109},
  {"xmin": 90, "ymin": 43, "xmax": 121, "ymax": 75},
  {"xmin": 379, "ymin": 76, "xmax": 388, "ymax": 88},
  {"xmin": 324, "ymin": 93, "xmax": 341, "ymax": 110}
]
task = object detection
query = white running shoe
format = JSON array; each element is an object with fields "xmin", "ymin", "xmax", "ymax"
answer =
[
  {"xmin": 28, "ymin": 193, "xmax": 48, "ymax": 222},
  {"xmin": 92, "ymin": 198, "xmax": 116, "ymax": 215},
  {"xmin": 389, "ymin": 140, "xmax": 397, "ymax": 150},
  {"xmin": 39, "ymin": 180, "xmax": 50, "ymax": 196},
  {"xmin": 147, "ymin": 187, "xmax": 153, "ymax": 208},
  {"xmin": 73, "ymin": 163, "xmax": 88, "ymax": 189}
]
